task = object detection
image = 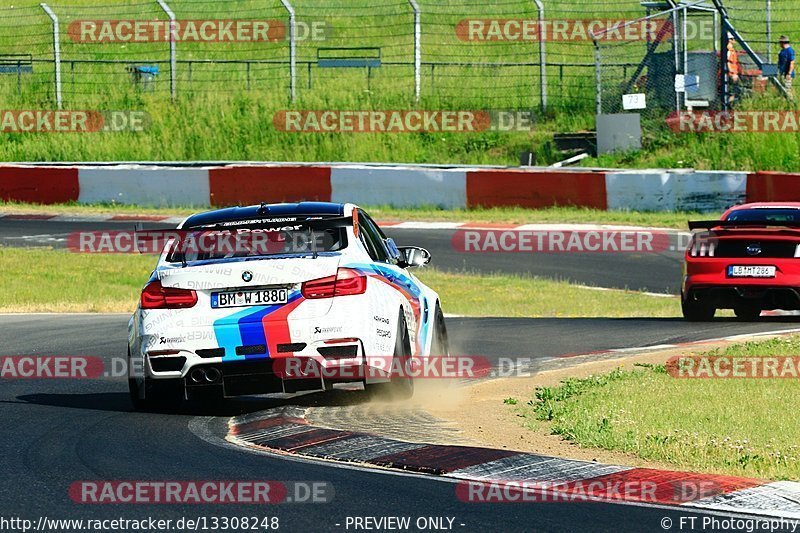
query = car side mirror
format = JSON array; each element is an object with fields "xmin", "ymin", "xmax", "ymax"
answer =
[
  {"xmin": 385, "ymin": 238, "xmax": 402, "ymax": 263},
  {"xmin": 397, "ymin": 246, "xmax": 431, "ymax": 268}
]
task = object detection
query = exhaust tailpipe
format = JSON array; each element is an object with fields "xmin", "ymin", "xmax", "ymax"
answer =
[
  {"xmin": 204, "ymin": 367, "xmax": 222, "ymax": 383},
  {"xmin": 190, "ymin": 368, "xmax": 206, "ymax": 384}
]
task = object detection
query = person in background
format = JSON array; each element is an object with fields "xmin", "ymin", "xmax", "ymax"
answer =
[
  {"xmin": 779, "ymin": 35, "xmax": 796, "ymax": 100},
  {"xmin": 726, "ymin": 34, "xmax": 741, "ymax": 104}
]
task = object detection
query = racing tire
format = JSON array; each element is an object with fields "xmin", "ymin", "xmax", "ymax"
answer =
[
  {"xmin": 681, "ymin": 298, "xmax": 715, "ymax": 322},
  {"xmin": 366, "ymin": 310, "xmax": 414, "ymax": 401},
  {"xmin": 128, "ymin": 375, "xmax": 146, "ymax": 411},
  {"xmin": 431, "ymin": 303, "xmax": 450, "ymax": 357},
  {"xmin": 185, "ymin": 386, "xmax": 225, "ymax": 411},
  {"xmin": 128, "ymin": 350, "xmax": 185, "ymax": 412},
  {"xmin": 734, "ymin": 303, "xmax": 761, "ymax": 321},
  {"xmin": 129, "ymin": 377, "xmax": 185, "ymax": 412}
]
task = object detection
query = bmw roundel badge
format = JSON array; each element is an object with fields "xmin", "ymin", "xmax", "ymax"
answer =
[{"xmin": 242, "ymin": 271, "xmax": 253, "ymax": 282}]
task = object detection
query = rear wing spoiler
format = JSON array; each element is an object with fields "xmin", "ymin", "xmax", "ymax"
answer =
[
  {"xmin": 187, "ymin": 215, "xmax": 354, "ymax": 231},
  {"xmin": 688, "ymin": 220, "xmax": 800, "ymax": 230},
  {"xmin": 135, "ymin": 216, "xmax": 354, "ymax": 240}
]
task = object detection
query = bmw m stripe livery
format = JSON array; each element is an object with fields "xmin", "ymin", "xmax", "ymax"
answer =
[{"xmin": 128, "ymin": 202, "xmax": 448, "ymax": 410}]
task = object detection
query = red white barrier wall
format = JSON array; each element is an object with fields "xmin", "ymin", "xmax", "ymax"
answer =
[
  {"xmin": 331, "ymin": 166, "xmax": 467, "ymax": 209},
  {"xmin": 466, "ymin": 169, "xmax": 607, "ymax": 209},
  {"xmin": 0, "ymin": 163, "xmax": 796, "ymax": 211},
  {"xmin": 78, "ymin": 167, "xmax": 210, "ymax": 206},
  {"xmin": 605, "ymin": 170, "xmax": 747, "ymax": 212},
  {"xmin": 0, "ymin": 166, "xmax": 79, "ymax": 204}
]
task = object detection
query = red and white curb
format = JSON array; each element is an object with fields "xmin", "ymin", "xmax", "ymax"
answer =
[{"xmin": 227, "ymin": 409, "xmax": 800, "ymax": 519}]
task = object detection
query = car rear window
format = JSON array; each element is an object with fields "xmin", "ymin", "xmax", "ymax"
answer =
[
  {"xmin": 165, "ymin": 226, "xmax": 347, "ymax": 263},
  {"xmin": 725, "ymin": 209, "xmax": 800, "ymax": 223}
]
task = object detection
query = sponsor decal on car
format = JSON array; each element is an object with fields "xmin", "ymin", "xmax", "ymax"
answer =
[{"xmin": 313, "ymin": 326, "xmax": 343, "ymax": 335}]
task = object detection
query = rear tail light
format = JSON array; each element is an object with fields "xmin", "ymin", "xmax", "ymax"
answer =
[
  {"xmin": 688, "ymin": 236, "xmax": 716, "ymax": 257},
  {"xmin": 301, "ymin": 268, "xmax": 367, "ymax": 299},
  {"xmin": 141, "ymin": 280, "xmax": 198, "ymax": 309}
]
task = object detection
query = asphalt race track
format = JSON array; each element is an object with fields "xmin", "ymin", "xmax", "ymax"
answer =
[
  {"xmin": 388, "ymin": 229, "xmax": 682, "ymax": 294},
  {"xmin": 0, "ymin": 218, "xmax": 683, "ymax": 293},
  {"xmin": 1, "ymin": 218, "xmax": 798, "ymax": 531},
  {"xmin": 2, "ymin": 314, "xmax": 796, "ymax": 532}
]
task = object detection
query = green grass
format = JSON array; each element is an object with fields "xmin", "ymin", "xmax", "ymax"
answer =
[
  {"xmin": 0, "ymin": 90, "xmax": 573, "ymax": 163},
  {"xmin": 0, "ymin": 246, "xmax": 678, "ymax": 316},
  {"xmin": 417, "ymin": 269, "xmax": 678, "ymax": 317},
  {"xmin": 595, "ymin": 95, "xmax": 800, "ymax": 172},
  {"xmin": 0, "ymin": 201, "xmax": 711, "ymax": 229},
  {"xmin": 0, "ymin": 0, "xmax": 796, "ymax": 169},
  {"xmin": 525, "ymin": 336, "xmax": 800, "ymax": 480},
  {"xmin": 0, "ymin": 247, "xmax": 155, "ymax": 313}
]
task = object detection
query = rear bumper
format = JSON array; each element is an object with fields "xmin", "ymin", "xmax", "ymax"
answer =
[
  {"xmin": 130, "ymin": 296, "xmax": 404, "ymax": 396},
  {"xmin": 184, "ymin": 358, "xmax": 354, "ymax": 398},
  {"xmin": 684, "ymin": 285, "xmax": 800, "ymax": 310},
  {"xmin": 684, "ymin": 257, "xmax": 800, "ymax": 309},
  {"xmin": 140, "ymin": 339, "xmax": 369, "ymax": 397}
]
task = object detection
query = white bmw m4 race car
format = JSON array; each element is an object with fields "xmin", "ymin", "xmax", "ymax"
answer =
[{"xmin": 128, "ymin": 202, "xmax": 448, "ymax": 410}]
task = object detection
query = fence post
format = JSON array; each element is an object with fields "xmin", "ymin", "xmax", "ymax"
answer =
[
  {"xmin": 713, "ymin": 10, "xmax": 718, "ymax": 51},
  {"xmin": 533, "ymin": 0, "xmax": 547, "ymax": 110},
  {"xmin": 672, "ymin": 8, "xmax": 680, "ymax": 112},
  {"xmin": 682, "ymin": 5, "xmax": 688, "ymax": 89},
  {"xmin": 766, "ymin": 0, "xmax": 772, "ymax": 63},
  {"xmin": 157, "ymin": 0, "xmax": 177, "ymax": 101},
  {"xmin": 40, "ymin": 3, "xmax": 61, "ymax": 109},
  {"xmin": 721, "ymin": 25, "xmax": 729, "ymax": 110},
  {"xmin": 408, "ymin": 0, "xmax": 421, "ymax": 102},
  {"xmin": 280, "ymin": 0, "xmax": 297, "ymax": 103},
  {"xmin": 593, "ymin": 41, "xmax": 601, "ymax": 116}
]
